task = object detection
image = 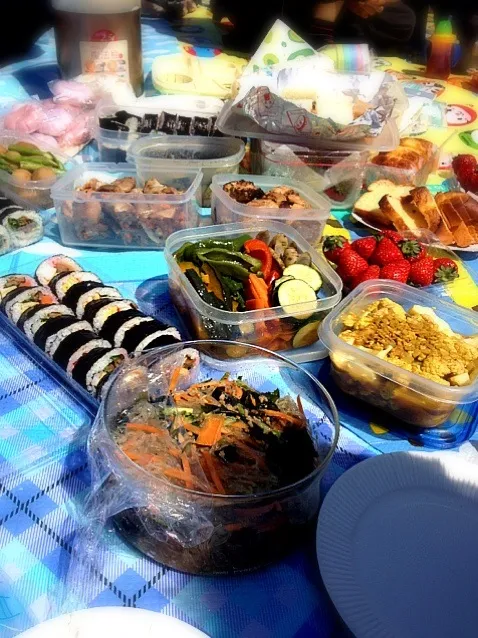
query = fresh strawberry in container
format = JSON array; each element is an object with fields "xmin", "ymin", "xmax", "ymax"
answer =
[
  {"xmin": 322, "ymin": 236, "xmax": 350, "ymax": 264},
  {"xmin": 452, "ymin": 154, "xmax": 478, "ymax": 193},
  {"xmin": 433, "ymin": 257, "xmax": 459, "ymax": 283},
  {"xmin": 408, "ymin": 257, "xmax": 435, "ymax": 287}
]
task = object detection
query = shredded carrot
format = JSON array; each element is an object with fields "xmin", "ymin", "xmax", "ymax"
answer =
[
  {"xmin": 126, "ymin": 422, "xmax": 161, "ymax": 434},
  {"xmin": 196, "ymin": 413, "xmax": 225, "ymax": 446},
  {"xmin": 123, "ymin": 450, "xmax": 160, "ymax": 465},
  {"xmin": 260, "ymin": 409, "xmax": 305, "ymax": 426},
  {"xmin": 182, "ymin": 421, "xmax": 202, "ymax": 435},
  {"xmin": 181, "ymin": 454, "xmax": 194, "ymax": 489},
  {"xmin": 169, "ymin": 366, "xmax": 182, "ymax": 393},
  {"xmin": 201, "ymin": 450, "xmax": 226, "ymax": 494}
]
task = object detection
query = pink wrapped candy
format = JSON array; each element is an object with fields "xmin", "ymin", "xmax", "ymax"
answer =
[
  {"xmin": 37, "ymin": 107, "xmax": 74, "ymax": 137},
  {"xmin": 57, "ymin": 111, "xmax": 94, "ymax": 147},
  {"xmin": 3, "ymin": 102, "xmax": 44, "ymax": 134},
  {"xmin": 49, "ymin": 79, "xmax": 96, "ymax": 107}
]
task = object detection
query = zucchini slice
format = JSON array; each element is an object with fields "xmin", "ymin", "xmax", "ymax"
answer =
[
  {"xmin": 292, "ymin": 320, "xmax": 321, "ymax": 349},
  {"xmin": 273, "ymin": 275, "xmax": 295, "ymax": 289},
  {"xmin": 283, "ymin": 264, "xmax": 322, "ymax": 292},
  {"xmin": 276, "ymin": 279, "xmax": 317, "ymax": 320}
]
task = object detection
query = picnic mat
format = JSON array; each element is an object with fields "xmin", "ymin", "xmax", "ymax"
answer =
[{"xmin": 0, "ymin": 11, "xmax": 478, "ymax": 638}]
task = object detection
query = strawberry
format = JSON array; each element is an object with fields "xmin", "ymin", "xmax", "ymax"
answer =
[
  {"xmin": 380, "ymin": 261, "xmax": 411, "ymax": 283},
  {"xmin": 337, "ymin": 250, "xmax": 369, "ymax": 283},
  {"xmin": 452, "ymin": 154, "xmax": 477, "ymax": 176},
  {"xmin": 466, "ymin": 171, "xmax": 478, "ymax": 194},
  {"xmin": 322, "ymin": 235, "xmax": 350, "ymax": 264},
  {"xmin": 350, "ymin": 264, "xmax": 381, "ymax": 289},
  {"xmin": 379, "ymin": 230, "xmax": 403, "ymax": 244},
  {"xmin": 399, "ymin": 239, "xmax": 427, "ymax": 263},
  {"xmin": 408, "ymin": 256, "xmax": 435, "ymax": 287},
  {"xmin": 351, "ymin": 236, "xmax": 377, "ymax": 261},
  {"xmin": 433, "ymin": 257, "xmax": 459, "ymax": 283},
  {"xmin": 370, "ymin": 237, "xmax": 405, "ymax": 266}
]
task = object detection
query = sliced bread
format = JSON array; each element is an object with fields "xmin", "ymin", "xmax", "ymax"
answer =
[
  {"xmin": 403, "ymin": 187, "xmax": 440, "ymax": 233},
  {"xmin": 379, "ymin": 194, "xmax": 427, "ymax": 231},
  {"xmin": 354, "ymin": 181, "xmax": 411, "ymax": 228},
  {"xmin": 435, "ymin": 192, "xmax": 475, "ymax": 247}
]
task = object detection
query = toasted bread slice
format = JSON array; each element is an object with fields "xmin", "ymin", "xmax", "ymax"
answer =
[
  {"xmin": 379, "ymin": 193, "xmax": 426, "ymax": 231},
  {"xmin": 353, "ymin": 181, "xmax": 411, "ymax": 228},
  {"xmin": 435, "ymin": 192, "xmax": 475, "ymax": 247},
  {"xmin": 371, "ymin": 147, "xmax": 423, "ymax": 171},
  {"xmin": 400, "ymin": 137, "xmax": 435, "ymax": 162},
  {"xmin": 451, "ymin": 194, "xmax": 478, "ymax": 244},
  {"xmin": 403, "ymin": 187, "xmax": 440, "ymax": 233}
]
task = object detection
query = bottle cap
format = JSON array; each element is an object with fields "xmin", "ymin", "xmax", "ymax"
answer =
[{"xmin": 435, "ymin": 20, "xmax": 453, "ymax": 35}]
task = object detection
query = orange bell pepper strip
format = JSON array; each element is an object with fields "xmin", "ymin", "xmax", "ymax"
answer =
[{"xmin": 244, "ymin": 239, "xmax": 273, "ymax": 279}]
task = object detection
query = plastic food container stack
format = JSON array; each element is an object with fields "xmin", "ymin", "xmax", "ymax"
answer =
[
  {"xmin": 211, "ymin": 174, "xmax": 331, "ymax": 243},
  {"xmin": 0, "ymin": 132, "xmax": 73, "ymax": 210},
  {"xmin": 253, "ymin": 141, "xmax": 368, "ymax": 210},
  {"xmin": 319, "ymin": 280, "xmax": 478, "ymax": 428},
  {"xmin": 96, "ymin": 96, "xmax": 225, "ymax": 163},
  {"xmin": 128, "ymin": 135, "xmax": 245, "ymax": 206},
  {"xmin": 51, "ymin": 163, "xmax": 202, "ymax": 250},
  {"xmin": 165, "ymin": 221, "xmax": 343, "ymax": 363}
]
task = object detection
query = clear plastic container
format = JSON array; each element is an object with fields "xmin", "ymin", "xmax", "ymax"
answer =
[
  {"xmin": 165, "ymin": 221, "xmax": 343, "ymax": 363},
  {"xmin": 211, "ymin": 174, "xmax": 331, "ymax": 243},
  {"xmin": 96, "ymin": 96, "xmax": 224, "ymax": 163},
  {"xmin": 51, "ymin": 162, "xmax": 202, "ymax": 250},
  {"xmin": 90, "ymin": 341, "xmax": 340, "ymax": 574},
  {"xmin": 128, "ymin": 135, "xmax": 245, "ymax": 207},
  {"xmin": 365, "ymin": 143, "xmax": 439, "ymax": 187},
  {"xmin": 253, "ymin": 142, "xmax": 368, "ymax": 210},
  {"xmin": 0, "ymin": 132, "xmax": 74, "ymax": 210},
  {"xmin": 319, "ymin": 280, "xmax": 478, "ymax": 428}
]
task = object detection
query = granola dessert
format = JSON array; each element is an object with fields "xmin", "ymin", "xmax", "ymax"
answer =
[
  {"xmin": 339, "ymin": 299, "xmax": 478, "ymax": 387},
  {"xmin": 331, "ymin": 298, "xmax": 478, "ymax": 428}
]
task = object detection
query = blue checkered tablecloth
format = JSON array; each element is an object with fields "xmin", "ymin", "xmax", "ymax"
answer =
[{"xmin": 0, "ymin": 15, "xmax": 477, "ymax": 638}]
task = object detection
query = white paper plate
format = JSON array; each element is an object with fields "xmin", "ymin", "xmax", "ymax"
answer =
[
  {"xmin": 19, "ymin": 607, "xmax": 209, "ymax": 638},
  {"xmin": 351, "ymin": 211, "xmax": 478, "ymax": 253},
  {"xmin": 317, "ymin": 452, "xmax": 478, "ymax": 638}
]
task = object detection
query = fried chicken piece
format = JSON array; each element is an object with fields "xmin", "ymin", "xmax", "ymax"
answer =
[{"xmin": 223, "ymin": 180, "xmax": 265, "ymax": 204}]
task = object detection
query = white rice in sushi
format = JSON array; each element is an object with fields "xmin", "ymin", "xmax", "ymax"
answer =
[
  {"xmin": 45, "ymin": 320, "xmax": 93, "ymax": 358},
  {"xmin": 92, "ymin": 299, "xmax": 137, "ymax": 330},
  {"xmin": 134, "ymin": 327, "xmax": 181, "ymax": 354},
  {"xmin": 36, "ymin": 255, "xmax": 82, "ymax": 287},
  {"xmin": 76, "ymin": 286, "xmax": 122, "ymax": 319},
  {"xmin": 2, "ymin": 210, "xmax": 43, "ymax": 249},
  {"xmin": 55, "ymin": 271, "xmax": 102, "ymax": 301},
  {"xmin": 66, "ymin": 339, "xmax": 112, "ymax": 377},
  {"xmin": 24, "ymin": 304, "xmax": 75, "ymax": 341},
  {"xmin": 0, "ymin": 274, "xmax": 36, "ymax": 300},
  {"xmin": 85, "ymin": 348, "xmax": 128, "ymax": 396},
  {"xmin": 114, "ymin": 316, "xmax": 155, "ymax": 347}
]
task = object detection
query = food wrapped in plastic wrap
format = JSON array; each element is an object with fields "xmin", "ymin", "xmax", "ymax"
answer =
[
  {"xmin": 218, "ymin": 63, "xmax": 407, "ymax": 149},
  {"xmin": 59, "ymin": 341, "xmax": 339, "ymax": 587}
]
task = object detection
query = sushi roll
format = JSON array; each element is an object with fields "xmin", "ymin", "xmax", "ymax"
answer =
[
  {"xmin": 118, "ymin": 320, "xmax": 180, "ymax": 354},
  {"xmin": 158, "ymin": 112, "xmax": 178, "ymax": 134},
  {"xmin": 51, "ymin": 328, "xmax": 110, "ymax": 372},
  {"xmin": 134, "ymin": 327, "xmax": 181, "ymax": 354},
  {"xmin": 23, "ymin": 304, "xmax": 74, "ymax": 340},
  {"xmin": 72, "ymin": 346, "xmax": 127, "ymax": 395},
  {"xmin": 43, "ymin": 320, "xmax": 92, "ymax": 357},
  {"xmin": 83, "ymin": 297, "xmax": 121, "ymax": 326},
  {"xmin": 54, "ymin": 271, "xmax": 102, "ymax": 301},
  {"xmin": 62, "ymin": 281, "xmax": 104, "ymax": 312},
  {"xmin": 176, "ymin": 115, "xmax": 193, "ymax": 136},
  {"xmin": 2, "ymin": 210, "xmax": 43, "ymax": 248},
  {"xmin": 0, "ymin": 275, "xmax": 36, "ymax": 301},
  {"xmin": 34, "ymin": 315, "xmax": 81, "ymax": 351},
  {"xmin": 76, "ymin": 287, "xmax": 123, "ymax": 320},
  {"xmin": 91, "ymin": 299, "xmax": 139, "ymax": 332},
  {"xmin": 139, "ymin": 113, "xmax": 160, "ymax": 134},
  {"xmin": 192, "ymin": 116, "xmax": 211, "ymax": 136},
  {"xmin": 36, "ymin": 255, "xmax": 82, "ymax": 287},
  {"xmin": 98, "ymin": 308, "xmax": 144, "ymax": 342},
  {"xmin": 0, "ymin": 205, "xmax": 22, "ymax": 221},
  {"xmin": 5, "ymin": 286, "xmax": 57, "ymax": 320},
  {"xmin": 0, "ymin": 227, "xmax": 11, "ymax": 255}
]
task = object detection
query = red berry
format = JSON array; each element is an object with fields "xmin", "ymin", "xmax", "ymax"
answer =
[
  {"xmin": 370, "ymin": 237, "xmax": 405, "ymax": 266},
  {"xmin": 452, "ymin": 154, "xmax": 477, "ymax": 175},
  {"xmin": 399, "ymin": 239, "xmax": 427, "ymax": 263},
  {"xmin": 379, "ymin": 230, "xmax": 403, "ymax": 244},
  {"xmin": 337, "ymin": 250, "xmax": 369, "ymax": 283},
  {"xmin": 466, "ymin": 172, "xmax": 478, "ymax": 194},
  {"xmin": 380, "ymin": 260, "xmax": 411, "ymax": 283},
  {"xmin": 322, "ymin": 235, "xmax": 350, "ymax": 264},
  {"xmin": 351, "ymin": 236, "xmax": 377, "ymax": 261},
  {"xmin": 408, "ymin": 257, "xmax": 435, "ymax": 287},
  {"xmin": 433, "ymin": 257, "xmax": 459, "ymax": 283},
  {"xmin": 350, "ymin": 264, "xmax": 381, "ymax": 289}
]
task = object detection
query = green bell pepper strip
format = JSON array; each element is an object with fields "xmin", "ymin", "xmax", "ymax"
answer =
[{"xmin": 196, "ymin": 248, "xmax": 262, "ymax": 272}]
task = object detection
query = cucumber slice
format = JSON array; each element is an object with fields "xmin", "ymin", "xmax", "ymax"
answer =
[
  {"xmin": 283, "ymin": 264, "xmax": 322, "ymax": 292},
  {"xmin": 276, "ymin": 279, "xmax": 317, "ymax": 320},
  {"xmin": 292, "ymin": 320, "xmax": 321, "ymax": 349},
  {"xmin": 273, "ymin": 275, "xmax": 295, "ymax": 289}
]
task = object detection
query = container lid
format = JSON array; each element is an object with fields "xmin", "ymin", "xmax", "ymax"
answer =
[
  {"xmin": 52, "ymin": 0, "xmax": 140, "ymax": 13},
  {"xmin": 431, "ymin": 20, "xmax": 458, "ymax": 44}
]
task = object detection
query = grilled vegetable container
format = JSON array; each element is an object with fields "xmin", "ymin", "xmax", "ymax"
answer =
[
  {"xmin": 165, "ymin": 222, "xmax": 343, "ymax": 363},
  {"xmin": 86, "ymin": 341, "xmax": 340, "ymax": 574}
]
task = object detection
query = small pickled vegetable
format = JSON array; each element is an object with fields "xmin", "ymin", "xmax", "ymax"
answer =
[
  {"xmin": 0, "ymin": 141, "xmax": 65, "ymax": 181},
  {"xmin": 11, "ymin": 169, "xmax": 32, "ymax": 182},
  {"xmin": 31, "ymin": 167, "xmax": 57, "ymax": 181}
]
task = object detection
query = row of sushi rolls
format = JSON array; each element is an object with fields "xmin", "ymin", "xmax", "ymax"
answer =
[
  {"xmin": 0, "ymin": 193, "xmax": 43, "ymax": 255},
  {"xmin": 0, "ymin": 255, "xmax": 181, "ymax": 399}
]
